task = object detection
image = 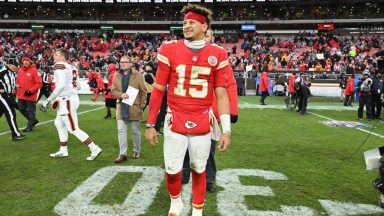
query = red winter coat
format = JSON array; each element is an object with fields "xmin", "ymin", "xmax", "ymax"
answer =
[
  {"xmin": 15, "ymin": 57, "xmax": 42, "ymax": 102},
  {"xmin": 344, "ymin": 77, "xmax": 355, "ymax": 96},
  {"xmin": 259, "ymin": 72, "xmax": 269, "ymax": 92},
  {"xmin": 211, "ymin": 66, "xmax": 239, "ymax": 121},
  {"xmin": 96, "ymin": 73, "xmax": 105, "ymax": 90},
  {"xmin": 106, "ymin": 64, "xmax": 117, "ymax": 99}
]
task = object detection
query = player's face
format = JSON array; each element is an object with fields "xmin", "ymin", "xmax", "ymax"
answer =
[
  {"xmin": 183, "ymin": 19, "xmax": 207, "ymax": 41},
  {"xmin": 53, "ymin": 51, "xmax": 64, "ymax": 63},
  {"xmin": 204, "ymin": 30, "xmax": 214, "ymax": 44}
]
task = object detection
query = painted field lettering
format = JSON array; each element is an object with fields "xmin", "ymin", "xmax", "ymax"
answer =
[
  {"xmin": 54, "ymin": 166, "xmax": 383, "ymax": 216},
  {"xmin": 216, "ymin": 169, "xmax": 315, "ymax": 216},
  {"xmin": 54, "ymin": 166, "xmax": 163, "ymax": 216}
]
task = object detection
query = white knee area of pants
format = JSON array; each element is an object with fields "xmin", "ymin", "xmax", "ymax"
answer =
[
  {"xmin": 70, "ymin": 128, "xmax": 89, "ymax": 141},
  {"xmin": 190, "ymin": 162, "xmax": 207, "ymax": 174},
  {"xmin": 164, "ymin": 115, "xmax": 188, "ymax": 175},
  {"xmin": 55, "ymin": 116, "xmax": 68, "ymax": 142}
]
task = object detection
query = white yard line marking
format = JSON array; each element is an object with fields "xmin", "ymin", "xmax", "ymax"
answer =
[
  {"xmin": 0, "ymin": 106, "xmax": 104, "ymax": 136},
  {"xmin": 309, "ymin": 111, "xmax": 384, "ymax": 139},
  {"xmin": 238, "ymin": 102, "xmax": 355, "ymax": 111}
]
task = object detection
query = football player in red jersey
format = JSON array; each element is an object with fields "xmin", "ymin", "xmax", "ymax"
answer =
[{"xmin": 145, "ymin": 4, "xmax": 231, "ymax": 216}]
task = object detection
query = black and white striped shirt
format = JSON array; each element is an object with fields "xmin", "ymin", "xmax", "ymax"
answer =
[
  {"xmin": 41, "ymin": 71, "xmax": 50, "ymax": 84},
  {"xmin": 0, "ymin": 63, "xmax": 16, "ymax": 94}
]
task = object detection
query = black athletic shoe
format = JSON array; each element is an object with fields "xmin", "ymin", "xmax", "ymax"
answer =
[
  {"xmin": 23, "ymin": 127, "xmax": 32, "ymax": 132},
  {"xmin": 12, "ymin": 135, "xmax": 25, "ymax": 141},
  {"xmin": 206, "ymin": 183, "xmax": 216, "ymax": 193}
]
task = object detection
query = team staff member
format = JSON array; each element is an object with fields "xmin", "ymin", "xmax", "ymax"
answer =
[
  {"xmin": 259, "ymin": 68, "xmax": 269, "ymax": 105},
  {"xmin": 37, "ymin": 68, "xmax": 52, "ymax": 102},
  {"xmin": 112, "ymin": 56, "xmax": 147, "ymax": 162},
  {"xmin": 15, "ymin": 57, "xmax": 42, "ymax": 132},
  {"xmin": 356, "ymin": 72, "xmax": 372, "ymax": 121},
  {"xmin": 104, "ymin": 63, "xmax": 117, "ymax": 119},
  {"xmin": 294, "ymin": 77, "xmax": 310, "ymax": 114},
  {"xmin": 182, "ymin": 29, "xmax": 239, "ymax": 193},
  {"xmin": 370, "ymin": 71, "xmax": 382, "ymax": 119},
  {"xmin": 41, "ymin": 48, "xmax": 102, "ymax": 161},
  {"xmin": 146, "ymin": 4, "xmax": 231, "ymax": 216},
  {"xmin": 0, "ymin": 62, "xmax": 24, "ymax": 140},
  {"xmin": 344, "ymin": 74, "xmax": 355, "ymax": 106}
]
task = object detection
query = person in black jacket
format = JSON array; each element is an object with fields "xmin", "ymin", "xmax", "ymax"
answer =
[
  {"xmin": 294, "ymin": 77, "xmax": 310, "ymax": 114},
  {"xmin": 370, "ymin": 71, "xmax": 383, "ymax": 120},
  {"xmin": 357, "ymin": 72, "xmax": 373, "ymax": 121},
  {"xmin": 0, "ymin": 62, "xmax": 24, "ymax": 140},
  {"xmin": 37, "ymin": 68, "xmax": 52, "ymax": 102},
  {"xmin": 339, "ymin": 73, "xmax": 347, "ymax": 102}
]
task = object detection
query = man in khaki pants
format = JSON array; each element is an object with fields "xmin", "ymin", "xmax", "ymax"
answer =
[{"xmin": 112, "ymin": 56, "xmax": 147, "ymax": 162}]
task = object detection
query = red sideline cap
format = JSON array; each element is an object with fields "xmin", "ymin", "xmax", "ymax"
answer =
[{"xmin": 184, "ymin": 11, "xmax": 207, "ymax": 24}]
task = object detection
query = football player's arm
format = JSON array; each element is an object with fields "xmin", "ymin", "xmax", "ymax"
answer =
[
  {"xmin": 47, "ymin": 70, "xmax": 65, "ymax": 101},
  {"xmin": 226, "ymin": 67, "xmax": 239, "ymax": 122},
  {"xmin": 215, "ymin": 86, "xmax": 231, "ymax": 152},
  {"xmin": 215, "ymin": 50, "xmax": 231, "ymax": 152}
]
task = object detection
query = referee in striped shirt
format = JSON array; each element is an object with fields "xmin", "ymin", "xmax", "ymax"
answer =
[{"xmin": 0, "ymin": 61, "xmax": 25, "ymax": 140}]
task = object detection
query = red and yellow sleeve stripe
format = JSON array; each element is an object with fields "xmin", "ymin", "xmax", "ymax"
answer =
[
  {"xmin": 157, "ymin": 54, "xmax": 170, "ymax": 67},
  {"xmin": 217, "ymin": 60, "xmax": 228, "ymax": 70}
]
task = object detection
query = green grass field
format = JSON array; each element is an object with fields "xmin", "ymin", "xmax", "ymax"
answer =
[{"xmin": 1, "ymin": 95, "xmax": 384, "ymax": 216}]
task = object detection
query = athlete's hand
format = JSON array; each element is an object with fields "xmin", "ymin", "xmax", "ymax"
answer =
[
  {"xmin": 218, "ymin": 133, "xmax": 230, "ymax": 152},
  {"xmin": 146, "ymin": 128, "xmax": 158, "ymax": 145},
  {"xmin": 40, "ymin": 99, "xmax": 51, "ymax": 112}
]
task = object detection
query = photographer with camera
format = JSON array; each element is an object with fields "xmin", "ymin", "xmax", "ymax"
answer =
[
  {"xmin": 356, "ymin": 72, "xmax": 373, "ymax": 121},
  {"xmin": 294, "ymin": 77, "xmax": 310, "ymax": 114},
  {"xmin": 370, "ymin": 71, "xmax": 383, "ymax": 120}
]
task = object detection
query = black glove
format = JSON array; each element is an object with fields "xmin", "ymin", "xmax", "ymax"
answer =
[
  {"xmin": 24, "ymin": 90, "xmax": 32, "ymax": 96},
  {"xmin": 230, "ymin": 115, "xmax": 238, "ymax": 124}
]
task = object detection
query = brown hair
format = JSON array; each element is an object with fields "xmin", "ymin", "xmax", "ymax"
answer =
[
  {"xmin": 56, "ymin": 48, "xmax": 69, "ymax": 61},
  {"xmin": 181, "ymin": 4, "xmax": 213, "ymax": 28}
]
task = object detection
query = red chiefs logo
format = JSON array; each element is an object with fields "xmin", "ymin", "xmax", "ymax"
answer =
[
  {"xmin": 185, "ymin": 121, "xmax": 197, "ymax": 129},
  {"xmin": 208, "ymin": 56, "xmax": 218, "ymax": 66}
]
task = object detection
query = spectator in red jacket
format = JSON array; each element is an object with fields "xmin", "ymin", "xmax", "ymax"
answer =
[
  {"xmin": 15, "ymin": 57, "xmax": 42, "ymax": 132},
  {"xmin": 87, "ymin": 69, "xmax": 98, "ymax": 90},
  {"xmin": 91, "ymin": 69, "xmax": 106, "ymax": 102},
  {"xmin": 104, "ymin": 64, "xmax": 117, "ymax": 118},
  {"xmin": 288, "ymin": 71, "xmax": 296, "ymax": 94},
  {"xmin": 344, "ymin": 74, "xmax": 355, "ymax": 106},
  {"xmin": 259, "ymin": 69, "xmax": 270, "ymax": 105}
]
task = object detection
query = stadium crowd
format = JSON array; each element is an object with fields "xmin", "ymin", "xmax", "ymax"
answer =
[
  {"xmin": 1, "ymin": 30, "xmax": 383, "ymax": 79},
  {"xmin": 0, "ymin": 2, "xmax": 383, "ymax": 21}
]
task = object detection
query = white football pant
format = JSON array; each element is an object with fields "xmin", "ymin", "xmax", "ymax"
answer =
[{"xmin": 163, "ymin": 113, "xmax": 211, "ymax": 174}]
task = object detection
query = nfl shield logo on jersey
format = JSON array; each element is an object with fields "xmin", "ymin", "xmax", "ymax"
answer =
[
  {"xmin": 208, "ymin": 56, "xmax": 218, "ymax": 66},
  {"xmin": 185, "ymin": 121, "xmax": 197, "ymax": 129}
]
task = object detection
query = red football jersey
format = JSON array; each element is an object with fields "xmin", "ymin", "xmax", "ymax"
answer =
[{"xmin": 156, "ymin": 40, "xmax": 228, "ymax": 114}]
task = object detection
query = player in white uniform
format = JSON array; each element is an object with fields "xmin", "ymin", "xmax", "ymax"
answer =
[{"xmin": 41, "ymin": 48, "xmax": 102, "ymax": 161}]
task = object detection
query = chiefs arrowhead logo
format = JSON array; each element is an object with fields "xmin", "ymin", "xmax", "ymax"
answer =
[{"xmin": 185, "ymin": 121, "xmax": 197, "ymax": 129}]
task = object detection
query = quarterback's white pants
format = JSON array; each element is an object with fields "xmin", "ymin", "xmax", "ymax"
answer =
[
  {"xmin": 54, "ymin": 95, "xmax": 89, "ymax": 143},
  {"xmin": 163, "ymin": 113, "xmax": 211, "ymax": 174}
]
